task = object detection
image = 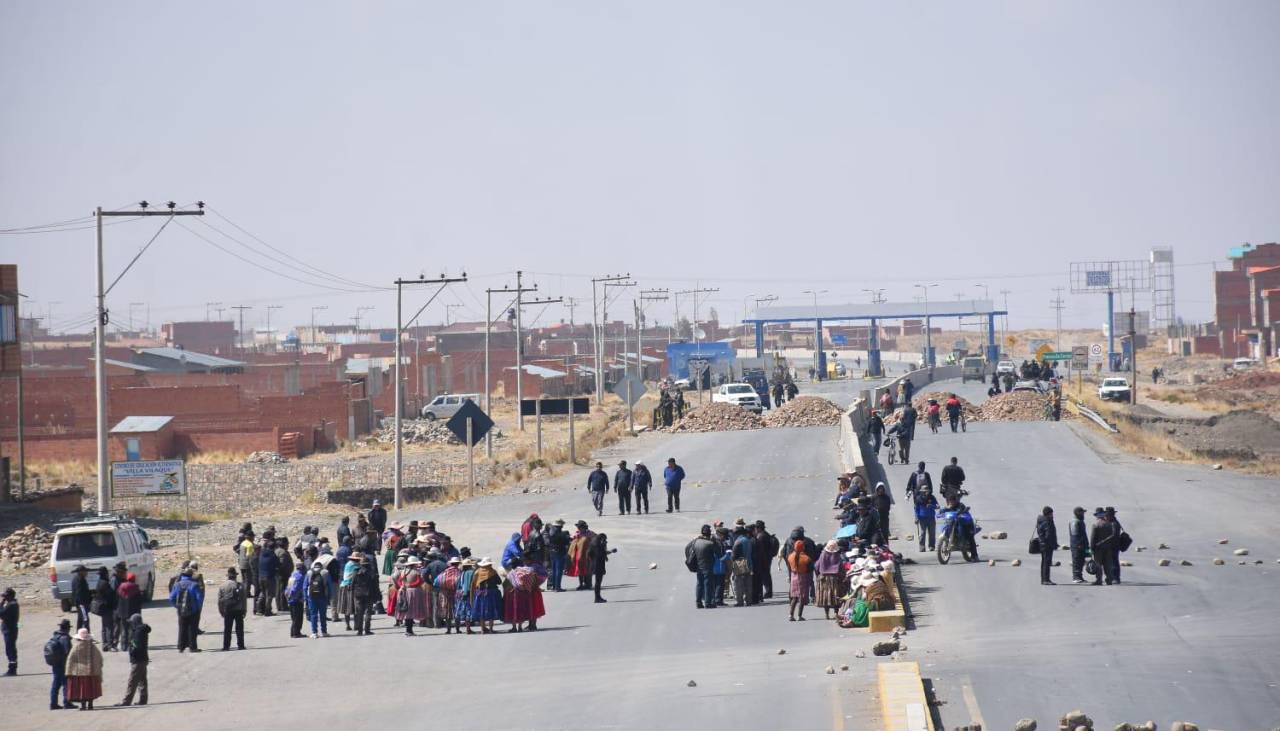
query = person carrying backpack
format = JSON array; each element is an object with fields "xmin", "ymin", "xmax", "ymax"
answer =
[
  {"xmin": 303, "ymin": 560, "xmax": 331, "ymax": 638},
  {"xmin": 284, "ymin": 563, "xmax": 307, "ymax": 639},
  {"xmin": 168, "ymin": 567, "xmax": 204, "ymax": 653},
  {"xmin": 45, "ymin": 618, "xmax": 73, "ymax": 710},
  {"xmin": 217, "ymin": 567, "xmax": 247, "ymax": 651},
  {"xmin": 351, "ymin": 558, "xmax": 377, "ymax": 636}
]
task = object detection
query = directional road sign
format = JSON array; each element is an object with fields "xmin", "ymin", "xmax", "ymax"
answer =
[
  {"xmin": 610, "ymin": 374, "xmax": 646, "ymax": 407},
  {"xmin": 446, "ymin": 400, "xmax": 494, "ymax": 444}
]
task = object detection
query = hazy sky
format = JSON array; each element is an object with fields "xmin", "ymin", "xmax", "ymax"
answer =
[{"xmin": 3, "ymin": 1, "xmax": 1278, "ymax": 339}]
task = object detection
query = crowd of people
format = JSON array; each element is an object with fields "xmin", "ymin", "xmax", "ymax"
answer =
[{"xmin": 1033, "ymin": 505, "xmax": 1131, "ymax": 586}]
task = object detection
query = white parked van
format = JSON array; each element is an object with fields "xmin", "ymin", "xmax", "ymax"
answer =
[
  {"xmin": 49, "ymin": 515, "xmax": 158, "ymax": 612},
  {"xmin": 420, "ymin": 393, "xmax": 480, "ymax": 421}
]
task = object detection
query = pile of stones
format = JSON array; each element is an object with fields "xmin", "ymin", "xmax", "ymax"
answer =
[
  {"xmin": 0, "ymin": 524, "xmax": 54, "ymax": 571},
  {"xmin": 245, "ymin": 451, "xmax": 288, "ymax": 464},
  {"xmin": 669, "ymin": 402, "xmax": 765, "ymax": 433},
  {"xmin": 764, "ymin": 396, "xmax": 844, "ymax": 428}
]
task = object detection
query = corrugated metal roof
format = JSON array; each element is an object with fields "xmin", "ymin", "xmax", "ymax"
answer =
[
  {"xmin": 138, "ymin": 347, "xmax": 244, "ymax": 368},
  {"xmin": 507, "ymin": 364, "xmax": 566, "ymax": 378},
  {"xmin": 103, "ymin": 358, "xmax": 157, "ymax": 372},
  {"xmin": 110, "ymin": 416, "xmax": 174, "ymax": 433}
]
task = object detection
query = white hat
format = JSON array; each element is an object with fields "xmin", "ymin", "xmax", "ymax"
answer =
[
  {"xmin": 448, "ymin": 556, "xmax": 461, "ymax": 565},
  {"xmin": 403, "ymin": 556, "xmax": 422, "ymax": 567},
  {"xmin": 478, "ymin": 557, "xmax": 493, "ymax": 567}
]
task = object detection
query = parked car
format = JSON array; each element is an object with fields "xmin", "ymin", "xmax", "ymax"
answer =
[
  {"xmin": 1098, "ymin": 377, "xmax": 1132, "ymax": 402},
  {"xmin": 49, "ymin": 515, "xmax": 157, "ymax": 612},
  {"xmin": 420, "ymin": 393, "xmax": 480, "ymax": 420},
  {"xmin": 996, "ymin": 360, "xmax": 1016, "ymax": 375},
  {"xmin": 1011, "ymin": 380, "xmax": 1045, "ymax": 394},
  {"xmin": 1232, "ymin": 357, "xmax": 1259, "ymax": 370},
  {"xmin": 961, "ymin": 356, "xmax": 987, "ymax": 383},
  {"xmin": 712, "ymin": 383, "xmax": 763, "ymax": 413}
]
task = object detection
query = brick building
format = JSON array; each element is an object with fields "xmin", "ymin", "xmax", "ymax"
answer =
[
  {"xmin": 1211, "ymin": 243, "xmax": 1280, "ymax": 358},
  {"xmin": 161, "ymin": 321, "xmax": 236, "ymax": 355}
]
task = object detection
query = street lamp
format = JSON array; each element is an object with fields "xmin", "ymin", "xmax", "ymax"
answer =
[
  {"xmin": 741, "ymin": 293, "xmax": 756, "ymax": 324},
  {"xmin": 914, "ymin": 283, "xmax": 937, "ymax": 368},
  {"xmin": 802, "ymin": 289, "xmax": 828, "ymax": 379},
  {"xmin": 862, "ymin": 288, "xmax": 885, "ymax": 305}
]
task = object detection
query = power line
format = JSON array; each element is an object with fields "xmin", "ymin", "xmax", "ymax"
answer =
[
  {"xmin": 204, "ymin": 207, "xmax": 387, "ymax": 291},
  {"xmin": 194, "ymin": 217, "xmax": 389, "ymax": 292}
]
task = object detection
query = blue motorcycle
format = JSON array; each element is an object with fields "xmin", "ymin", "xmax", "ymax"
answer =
[{"xmin": 937, "ymin": 493, "xmax": 979, "ymax": 564}]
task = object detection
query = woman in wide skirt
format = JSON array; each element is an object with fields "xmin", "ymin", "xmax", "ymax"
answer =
[
  {"xmin": 66, "ymin": 628, "xmax": 103, "ymax": 710},
  {"xmin": 393, "ymin": 558, "xmax": 429, "ymax": 634},
  {"xmin": 469, "ymin": 558, "xmax": 503, "ymax": 632}
]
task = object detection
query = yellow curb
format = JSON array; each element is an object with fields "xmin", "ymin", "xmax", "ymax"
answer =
[{"xmin": 877, "ymin": 661, "xmax": 933, "ymax": 731}]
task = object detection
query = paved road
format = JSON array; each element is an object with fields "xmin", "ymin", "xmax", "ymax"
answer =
[
  {"xmin": 6, "ymin": 424, "xmax": 883, "ymax": 730},
  {"xmin": 890, "ymin": 379, "xmax": 1280, "ymax": 729}
]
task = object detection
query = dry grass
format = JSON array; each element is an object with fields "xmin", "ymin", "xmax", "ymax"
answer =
[
  {"xmin": 25, "ymin": 459, "xmax": 95, "ymax": 487},
  {"xmin": 185, "ymin": 449, "xmax": 253, "ymax": 465}
]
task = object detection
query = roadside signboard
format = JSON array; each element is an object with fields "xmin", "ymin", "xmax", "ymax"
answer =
[
  {"xmin": 830, "ymin": 335, "xmax": 847, "ymax": 346},
  {"xmin": 610, "ymin": 374, "xmax": 646, "ymax": 407},
  {"xmin": 1043, "ymin": 351, "xmax": 1072, "ymax": 362},
  {"xmin": 446, "ymin": 400, "xmax": 494, "ymax": 444},
  {"xmin": 1088, "ymin": 343, "xmax": 1104, "ymax": 365},
  {"xmin": 520, "ymin": 397, "xmax": 590, "ymax": 417},
  {"xmin": 1071, "ymin": 346, "xmax": 1089, "ymax": 370},
  {"xmin": 110, "ymin": 460, "xmax": 185, "ymax": 498}
]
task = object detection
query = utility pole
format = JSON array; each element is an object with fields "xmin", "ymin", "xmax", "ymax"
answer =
[
  {"xmin": 637, "ymin": 289, "xmax": 669, "ymax": 382},
  {"xmin": 676, "ymin": 284, "xmax": 719, "ymax": 394},
  {"xmin": 354, "ymin": 306, "xmax": 375, "ymax": 336},
  {"xmin": 265, "ymin": 304, "xmax": 283, "ymax": 350},
  {"xmin": 603, "ymin": 278, "xmax": 636, "ymax": 389},
  {"xmin": 128, "ymin": 302, "xmax": 144, "ymax": 333},
  {"xmin": 515, "ymin": 272, "xmax": 562, "ymax": 431},
  {"xmin": 486, "ymin": 282, "xmax": 534, "ymax": 454},
  {"xmin": 915, "ymin": 283, "xmax": 938, "ymax": 369},
  {"xmin": 591, "ymin": 275, "xmax": 630, "ymax": 404},
  {"xmin": 310, "ymin": 306, "xmax": 327, "ymax": 347},
  {"xmin": 1051, "ymin": 288, "xmax": 1065, "ymax": 351},
  {"xmin": 392, "ymin": 274, "xmax": 467, "ymax": 510},
  {"xmin": 205, "ymin": 301, "xmax": 222, "ymax": 322},
  {"xmin": 1128, "ymin": 278, "xmax": 1138, "ymax": 405},
  {"xmin": 214, "ymin": 305, "xmax": 226, "ymax": 321},
  {"xmin": 95, "ymin": 201, "xmax": 204, "ymax": 514},
  {"xmin": 862, "ymin": 289, "xmax": 886, "ymax": 305},
  {"xmin": 444, "ymin": 303, "xmax": 462, "ymax": 326},
  {"xmin": 231, "ymin": 306, "xmax": 253, "ymax": 352},
  {"xmin": 564, "ymin": 297, "xmax": 578, "ymax": 328},
  {"xmin": 801, "ymin": 289, "xmax": 826, "ymax": 380}
]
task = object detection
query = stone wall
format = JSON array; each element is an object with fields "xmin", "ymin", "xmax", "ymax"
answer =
[
  {"xmin": 325, "ymin": 484, "xmax": 449, "ymax": 507},
  {"xmin": 97, "ymin": 458, "xmax": 487, "ymax": 516}
]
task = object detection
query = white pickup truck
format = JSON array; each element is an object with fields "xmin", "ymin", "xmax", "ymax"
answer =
[
  {"xmin": 713, "ymin": 383, "xmax": 763, "ymax": 413},
  {"xmin": 1098, "ymin": 377, "xmax": 1132, "ymax": 402}
]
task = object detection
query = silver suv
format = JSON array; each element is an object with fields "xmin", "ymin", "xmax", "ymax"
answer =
[
  {"xmin": 49, "ymin": 515, "xmax": 158, "ymax": 612},
  {"xmin": 420, "ymin": 393, "xmax": 480, "ymax": 420}
]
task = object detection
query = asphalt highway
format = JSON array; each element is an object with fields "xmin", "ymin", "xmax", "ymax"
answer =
[
  {"xmin": 888, "ymin": 379, "xmax": 1280, "ymax": 729},
  {"xmin": 5, "ymin": 422, "xmax": 883, "ymax": 730}
]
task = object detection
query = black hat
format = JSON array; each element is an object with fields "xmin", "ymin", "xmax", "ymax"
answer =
[
  {"xmin": 1093, "ymin": 508, "xmax": 1105, "ymax": 517},
  {"xmin": 575, "ymin": 520, "xmax": 589, "ymax": 529},
  {"xmin": 1104, "ymin": 506, "xmax": 1116, "ymax": 515},
  {"xmin": 58, "ymin": 618, "xmax": 71, "ymax": 630}
]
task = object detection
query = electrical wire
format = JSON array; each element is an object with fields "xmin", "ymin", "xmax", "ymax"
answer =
[
  {"xmin": 0, "ymin": 217, "xmax": 146, "ymax": 235},
  {"xmin": 176, "ymin": 220, "xmax": 386, "ymax": 294},
  {"xmin": 205, "ymin": 206, "xmax": 387, "ymax": 291},
  {"xmin": 194, "ymin": 217, "xmax": 389, "ymax": 292}
]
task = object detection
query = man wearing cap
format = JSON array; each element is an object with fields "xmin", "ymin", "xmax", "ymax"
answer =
[
  {"xmin": 1089, "ymin": 507, "xmax": 1118, "ymax": 585},
  {"xmin": 613, "ymin": 460, "xmax": 634, "ymax": 516},
  {"xmin": 587, "ymin": 462, "xmax": 609, "ymax": 517},
  {"xmin": 685, "ymin": 525, "xmax": 718, "ymax": 608},
  {"xmin": 368, "ymin": 499, "xmax": 387, "ymax": 553},
  {"xmin": 863, "ymin": 408, "xmax": 885, "ymax": 455},
  {"xmin": 48, "ymin": 618, "xmax": 74, "ymax": 709},
  {"xmin": 217, "ymin": 568, "xmax": 247, "ymax": 651},
  {"xmin": 169, "ymin": 566, "xmax": 203, "ymax": 652},
  {"xmin": 1, "ymin": 587, "xmax": 18, "ymax": 676},
  {"xmin": 1068, "ymin": 507, "xmax": 1089, "ymax": 584},
  {"xmin": 664, "ymin": 457, "xmax": 686, "ymax": 513},
  {"xmin": 70, "ymin": 565, "xmax": 93, "ymax": 631},
  {"xmin": 546, "ymin": 519, "xmax": 571, "ymax": 591},
  {"xmin": 1036, "ymin": 507, "xmax": 1058, "ymax": 585},
  {"xmin": 632, "ymin": 461, "xmax": 653, "ymax": 514},
  {"xmin": 1105, "ymin": 507, "xmax": 1125, "ymax": 584}
]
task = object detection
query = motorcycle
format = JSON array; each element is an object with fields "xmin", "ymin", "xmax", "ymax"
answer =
[{"xmin": 937, "ymin": 492, "xmax": 979, "ymax": 564}]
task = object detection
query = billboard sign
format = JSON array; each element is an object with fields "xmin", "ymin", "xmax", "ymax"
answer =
[
  {"xmin": 111, "ymin": 460, "xmax": 185, "ymax": 498},
  {"xmin": 1071, "ymin": 345, "xmax": 1089, "ymax": 370}
]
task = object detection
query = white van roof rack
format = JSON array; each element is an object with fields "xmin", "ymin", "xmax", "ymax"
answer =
[{"xmin": 52, "ymin": 513, "xmax": 137, "ymax": 530}]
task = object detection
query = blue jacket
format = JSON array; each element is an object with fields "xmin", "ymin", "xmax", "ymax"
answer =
[
  {"xmin": 334, "ymin": 544, "xmax": 352, "ymax": 574},
  {"xmin": 663, "ymin": 465, "xmax": 685, "ymax": 490},
  {"xmin": 285, "ymin": 568, "xmax": 306, "ymax": 605},
  {"xmin": 587, "ymin": 469, "xmax": 609, "ymax": 493},
  {"xmin": 169, "ymin": 575, "xmax": 204, "ymax": 613},
  {"xmin": 258, "ymin": 546, "xmax": 280, "ymax": 579},
  {"xmin": 303, "ymin": 568, "xmax": 330, "ymax": 605},
  {"xmin": 633, "ymin": 465, "xmax": 653, "ymax": 491},
  {"xmin": 913, "ymin": 493, "xmax": 938, "ymax": 522},
  {"xmin": 501, "ymin": 533, "xmax": 523, "ymax": 570}
]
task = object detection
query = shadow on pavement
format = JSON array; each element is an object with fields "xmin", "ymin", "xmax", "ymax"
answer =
[{"xmin": 98, "ymin": 700, "xmax": 206, "ymax": 710}]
